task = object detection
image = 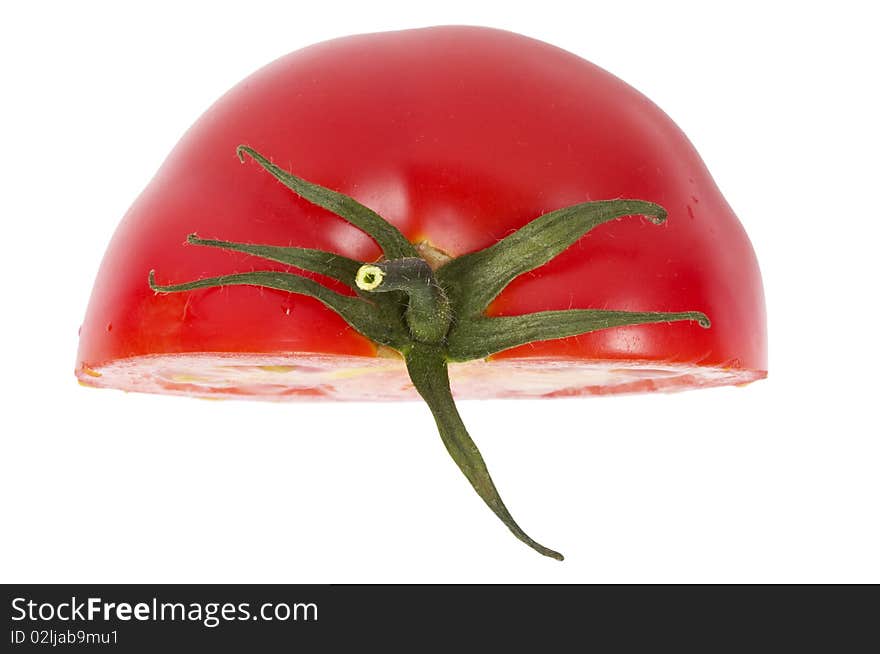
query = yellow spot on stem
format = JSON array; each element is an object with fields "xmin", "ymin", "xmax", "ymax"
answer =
[{"xmin": 355, "ymin": 264, "xmax": 385, "ymax": 291}]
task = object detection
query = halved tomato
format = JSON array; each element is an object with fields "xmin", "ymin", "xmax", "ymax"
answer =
[{"xmin": 77, "ymin": 27, "xmax": 766, "ymax": 559}]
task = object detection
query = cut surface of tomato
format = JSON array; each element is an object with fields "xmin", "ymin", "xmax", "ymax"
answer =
[{"xmin": 78, "ymin": 353, "xmax": 764, "ymax": 401}]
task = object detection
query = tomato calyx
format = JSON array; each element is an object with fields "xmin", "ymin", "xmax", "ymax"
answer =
[
  {"xmin": 355, "ymin": 258, "xmax": 452, "ymax": 344},
  {"xmin": 148, "ymin": 146, "xmax": 711, "ymax": 560}
]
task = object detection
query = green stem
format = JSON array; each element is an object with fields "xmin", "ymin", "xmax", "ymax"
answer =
[
  {"xmin": 357, "ymin": 258, "xmax": 452, "ymax": 344},
  {"xmin": 405, "ymin": 342, "xmax": 564, "ymax": 560}
]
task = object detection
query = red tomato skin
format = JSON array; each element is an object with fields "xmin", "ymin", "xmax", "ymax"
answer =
[{"xmin": 77, "ymin": 27, "xmax": 766, "ymax": 376}]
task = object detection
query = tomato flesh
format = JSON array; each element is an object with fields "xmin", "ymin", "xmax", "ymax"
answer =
[{"xmin": 78, "ymin": 353, "xmax": 764, "ymax": 400}]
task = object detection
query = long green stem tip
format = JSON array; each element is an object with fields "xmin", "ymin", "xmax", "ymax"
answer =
[{"xmin": 406, "ymin": 343, "xmax": 564, "ymax": 560}]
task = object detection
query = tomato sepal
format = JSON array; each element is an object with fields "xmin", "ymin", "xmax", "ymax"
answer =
[
  {"xmin": 187, "ymin": 233, "xmax": 363, "ymax": 289},
  {"xmin": 435, "ymin": 199, "xmax": 668, "ymax": 319},
  {"xmin": 148, "ymin": 269, "xmax": 410, "ymax": 348},
  {"xmin": 447, "ymin": 310, "xmax": 709, "ymax": 362},
  {"xmin": 237, "ymin": 146, "xmax": 417, "ymax": 260}
]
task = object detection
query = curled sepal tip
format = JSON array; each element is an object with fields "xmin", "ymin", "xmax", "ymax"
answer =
[{"xmin": 235, "ymin": 145, "xmax": 417, "ymax": 260}]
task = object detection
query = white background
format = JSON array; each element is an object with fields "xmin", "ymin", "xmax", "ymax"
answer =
[{"xmin": 1, "ymin": 1, "xmax": 877, "ymax": 583}]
